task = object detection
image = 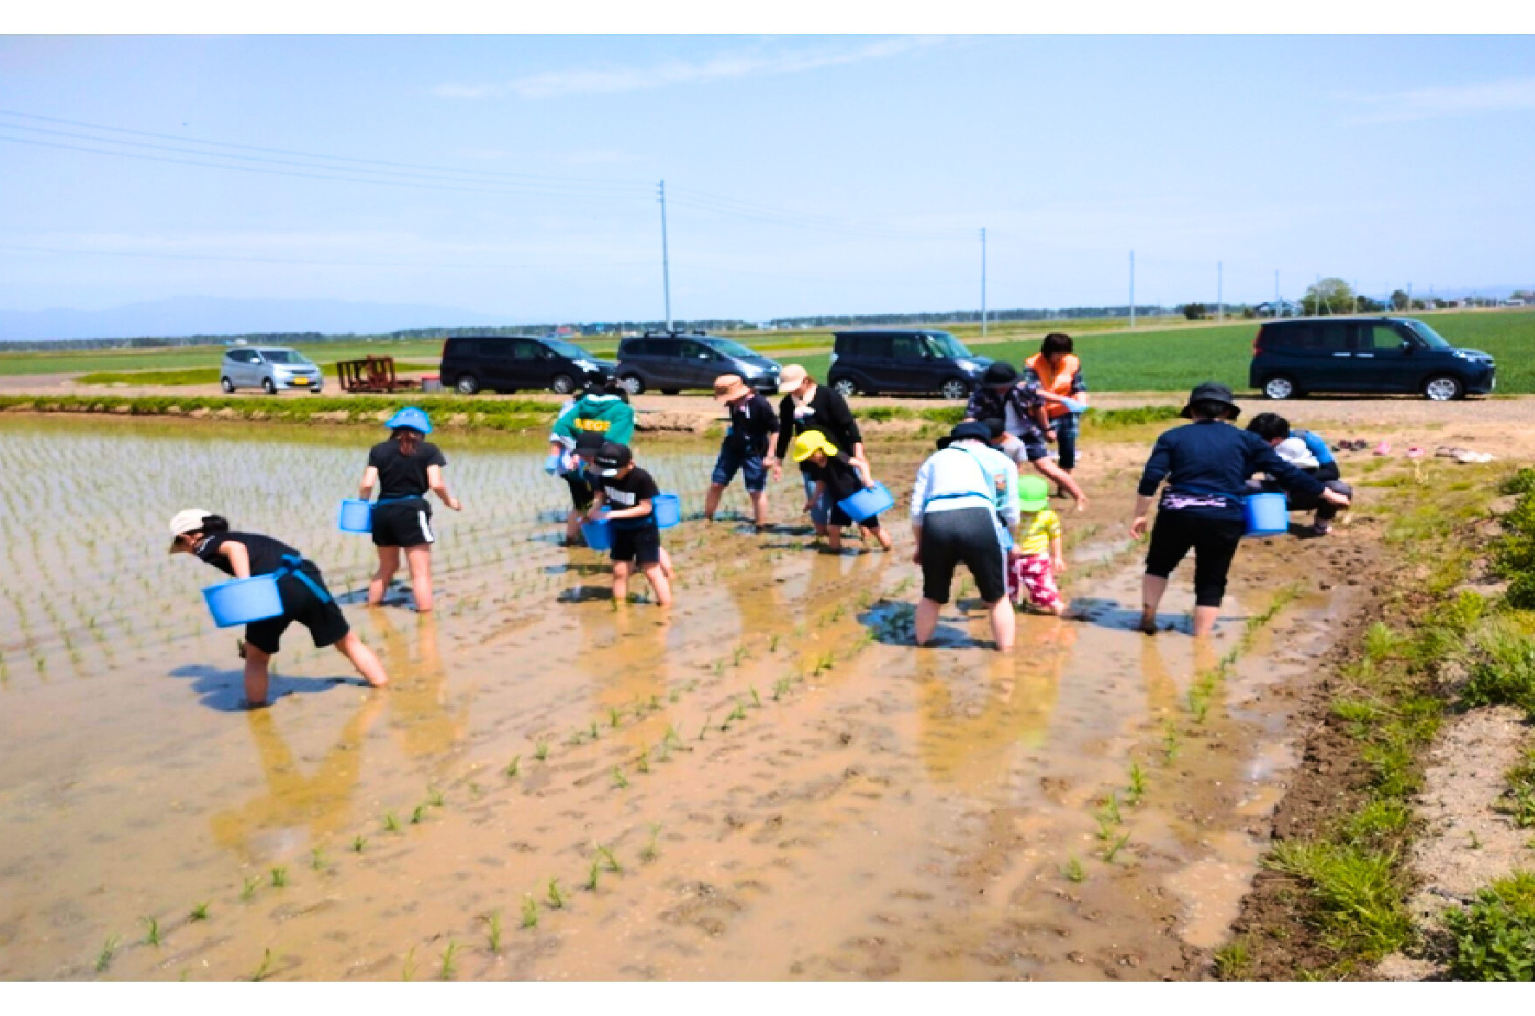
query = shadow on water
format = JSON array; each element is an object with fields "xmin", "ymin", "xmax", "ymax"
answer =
[
  {"xmin": 557, "ymin": 585, "xmax": 615, "ymax": 603},
  {"xmin": 332, "ymin": 585, "xmax": 415, "ymax": 608},
  {"xmin": 1069, "ymin": 596, "xmax": 1195, "ymax": 635},
  {"xmin": 168, "ymin": 663, "xmax": 361, "ymax": 712},
  {"xmin": 542, "ymin": 562, "xmax": 611, "ymax": 576},
  {"xmin": 859, "ymin": 598, "xmax": 995, "ymax": 651}
]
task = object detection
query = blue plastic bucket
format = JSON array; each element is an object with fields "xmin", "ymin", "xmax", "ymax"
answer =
[
  {"xmin": 581, "ymin": 516, "xmax": 614, "ymax": 551},
  {"xmin": 1243, "ymin": 492, "xmax": 1290, "ymax": 537},
  {"xmin": 203, "ymin": 574, "xmax": 284, "ymax": 628},
  {"xmin": 653, "ymin": 493, "xmax": 681, "ymax": 530},
  {"xmin": 337, "ymin": 498, "xmax": 373, "ymax": 533},
  {"xmin": 838, "ymin": 482, "xmax": 895, "ymax": 523}
]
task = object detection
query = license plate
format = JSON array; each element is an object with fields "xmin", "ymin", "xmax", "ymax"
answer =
[{"xmin": 290, "ymin": 377, "xmax": 310, "ymax": 385}]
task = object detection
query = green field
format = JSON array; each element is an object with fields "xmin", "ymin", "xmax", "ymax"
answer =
[{"xmin": 5, "ymin": 309, "xmax": 1532, "ymax": 394}]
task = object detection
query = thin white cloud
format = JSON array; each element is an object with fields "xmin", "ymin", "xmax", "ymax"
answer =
[
  {"xmin": 1346, "ymin": 77, "xmax": 1535, "ymax": 123},
  {"xmin": 433, "ymin": 37, "xmax": 945, "ymax": 100}
]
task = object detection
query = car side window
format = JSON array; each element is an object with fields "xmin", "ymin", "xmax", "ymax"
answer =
[
  {"xmin": 860, "ymin": 335, "xmax": 892, "ymax": 357},
  {"xmin": 512, "ymin": 340, "xmax": 539, "ymax": 360},
  {"xmin": 1364, "ymin": 324, "xmax": 1406, "ymax": 351},
  {"xmin": 891, "ymin": 335, "xmax": 925, "ymax": 361},
  {"xmin": 1318, "ymin": 323, "xmax": 1350, "ymax": 351},
  {"xmin": 680, "ymin": 341, "xmax": 713, "ymax": 359}
]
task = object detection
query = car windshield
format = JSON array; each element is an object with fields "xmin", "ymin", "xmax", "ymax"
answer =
[
  {"xmin": 260, "ymin": 350, "xmax": 311, "ymax": 365},
  {"xmin": 924, "ymin": 331, "xmax": 973, "ymax": 358},
  {"xmin": 1403, "ymin": 320, "xmax": 1452, "ymax": 349},
  {"xmin": 544, "ymin": 340, "xmax": 589, "ymax": 359},
  {"xmin": 703, "ymin": 338, "xmax": 758, "ymax": 359}
]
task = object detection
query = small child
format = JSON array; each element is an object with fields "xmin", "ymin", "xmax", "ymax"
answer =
[
  {"xmin": 1246, "ymin": 413, "xmax": 1353, "ymax": 536},
  {"xmin": 790, "ymin": 431, "xmax": 893, "ymax": 553},
  {"xmin": 589, "ymin": 441, "xmax": 674, "ymax": 607},
  {"xmin": 1007, "ymin": 475, "xmax": 1066, "ymax": 614}
]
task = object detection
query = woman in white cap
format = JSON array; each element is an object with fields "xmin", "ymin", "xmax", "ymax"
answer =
[
  {"xmin": 771, "ymin": 364, "xmax": 864, "ymax": 544},
  {"xmin": 360, "ymin": 407, "xmax": 461, "ymax": 612},
  {"xmin": 169, "ymin": 510, "xmax": 388, "ymax": 707}
]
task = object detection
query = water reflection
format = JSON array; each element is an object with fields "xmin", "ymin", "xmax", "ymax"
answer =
[{"xmin": 372, "ymin": 611, "xmax": 469, "ymax": 766}]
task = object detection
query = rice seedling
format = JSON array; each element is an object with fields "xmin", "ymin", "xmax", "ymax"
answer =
[
  {"xmin": 310, "ymin": 847, "xmax": 327, "ymax": 871},
  {"xmin": 485, "ymin": 910, "xmax": 503, "ymax": 954},
  {"xmin": 636, "ymin": 748, "xmax": 650, "ymax": 774},
  {"xmin": 749, "ymin": 685, "xmax": 762, "ymax": 708},
  {"xmin": 1162, "ymin": 723, "xmax": 1181, "ymax": 761},
  {"xmin": 189, "ymin": 901, "xmax": 210, "ymax": 922},
  {"xmin": 521, "ymin": 895, "xmax": 539, "ymax": 929},
  {"xmin": 597, "ymin": 844, "xmax": 622, "ymax": 873},
  {"xmin": 1062, "ymin": 856, "xmax": 1085, "ymax": 883},
  {"xmin": 611, "ymin": 766, "xmax": 629, "ymax": 790},
  {"xmin": 586, "ymin": 859, "xmax": 601, "ymax": 892},
  {"xmin": 503, "ymin": 755, "xmax": 521, "ymax": 778},
  {"xmin": 411, "ymin": 804, "xmax": 427, "ymax": 825},
  {"xmin": 699, "ymin": 714, "xmax": 711, "ymax": 740},
  {"xmin": 608, "ymin": 706, "xmax": 622, "ymax": 728},
  {"xmin": 664, "ymin": 725, "xmax": 682, "ymax": 748},
  {"xmin": 95, "ymin": 935, "xmax": 119, "ymax": 973},
  {"xmin": 427, "ymin": 788, "xmax": 445, "ymax": 808},
  {"xmin": 352, "ymin": 835, "xmax": 367, "ymax": 853},
  {"xmin": 1126, "ymin": 761, "xmax": 1147, "ymax": 806},
  {"xmin": 439, "ymin": 939, "xmax": 460, "ymax": 980},
  {"xmin": 768, "ymin": 634, "xmax": 780, "ymax": 652},
  {"xmin": 384, "ymin": 811, "xmax": 401, "ymax": 833},
  {"xmin": 772, "ymin": 677, "xmax": 791, "ymax": 701},
  {"xmin": 589, "ymin": 719, "xmax": 600, "ymax": 740},
  {"xmin": 733, "ymin": 645, "xmax": 748, "ymax": 666},
  {"xmin": 241, "ymin": 876, "xmax": 259, "ymax": 901},
  {"xmin": 401, "ymin": 946, "xmax": 417, "ymax": 981},
  {"xmin": 641, "ymin": 823, "xmax": 662, "ymax": 863},
  {"xmin": 1103, "ymin": 832, "xmax": 1131, "ymax": 863},
  {"xmin": 270, "ymin": 865, "xmax": 288, "ymax": 888},
  {"xmin": 251, "ymin": 947, "xmax": 274, "ymax": 982},
  {"xmin": 726, "ymin": 699, "xmax": 747, "ymax": 724},
  {"xmin": 534, "ymin": 739, "xmax": 549, "ymax": 761},
  {"xmin": 142, "ymin": 915, "xmax": 160, "ymax": 947},
  {"xmin": 546, "ymin": 878, "xmax": 565, "ymax": 910}
]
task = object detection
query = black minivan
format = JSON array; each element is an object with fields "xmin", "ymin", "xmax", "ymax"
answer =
[
  {"xmin": 827, "ymin": 329, "xmax": 991, "ymax": 400},
  {"xmin": 615, "ymin": 331, "xmax": 781, "ymax": 395},
  {"xmin": 1249, "ymin": 317, "xmax": 1495, "ymax": 401},
  {"xmin": 439, "ymin": 336, "xmax": 613, "ymax": 395}
]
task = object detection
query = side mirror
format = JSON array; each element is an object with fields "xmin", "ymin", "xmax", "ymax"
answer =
[{"xmin": 1400, "ymin": 340, "xmax": 1415, "ymax": 354}]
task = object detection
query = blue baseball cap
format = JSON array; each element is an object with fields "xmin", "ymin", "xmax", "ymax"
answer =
[{"xmin": 384, "ymin": 406, "xmax": 433, "ymax": 434}]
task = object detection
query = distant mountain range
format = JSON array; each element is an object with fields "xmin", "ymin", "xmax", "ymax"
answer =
[{"xmin": 0, "ymin": 296, "xmax": 510, "ymax": 341}]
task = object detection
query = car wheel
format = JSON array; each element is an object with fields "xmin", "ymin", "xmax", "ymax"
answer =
[
  {"xmin": 261, "ymin": 378, "xmax": 276, "ymax": 395},
  {"xmin": 831, "ymin": 378, "xmax": 858, "ymax": 398},
  {"xmin": 220, "ymin": 376, "xmax": 234, "ymax": 393},
  {"xmin": 455, "ymin": 374, "xmax": 480, "ymax": 395},
  {"xmin": 617, "ymin": 374, "xmax": 645, "ymax": 396},
  {"xmin": 550, "ymin": 373, "xmax": 576, "ymax": 395},
  {"xmin": 1423, "ymin": 375, "xmax": 1464, "ymax": 401},
  {"xmin": 1262, "ymin": 375, "xmax": 1299, "ymax": 400},
  {"xmin": 939, "ymin": 378, "xmax": 970, "ymax": 401}
]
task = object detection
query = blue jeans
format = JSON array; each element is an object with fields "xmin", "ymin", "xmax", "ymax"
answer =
[
  {"xmin": 712, "ymin": 440, "xmax": 768, "ymax": 492},
  {"xmin": 1052, "ymin": 411, "xmax": 1082, "ymax": 470},
  {"xmin": 801, "ymin": 470, "xmax": 830, "ymax": 525}
]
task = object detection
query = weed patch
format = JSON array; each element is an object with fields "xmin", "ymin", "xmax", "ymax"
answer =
[{"xmin": 1443, "ymin": 872, "xmax": 1535, "ymax": 981}]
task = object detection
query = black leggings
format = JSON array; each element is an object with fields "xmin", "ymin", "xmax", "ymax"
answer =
[{"xmin": 1144, "ymin": 512, "xmax": 1245, "ymax": 608}]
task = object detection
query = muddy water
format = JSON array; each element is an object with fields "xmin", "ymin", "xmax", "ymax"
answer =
[{"xmin": 0, "ymin": 417, "xmax": 1347, "ymax": 980}]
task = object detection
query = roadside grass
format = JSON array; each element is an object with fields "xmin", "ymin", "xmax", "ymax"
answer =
[
  {"xmin": 76, "ymin": 363, "xmax": 436, "ymax": 386},
  {"xmin": 1443, "ymin": 872, "xmax": 1535, "ymax": 981}
]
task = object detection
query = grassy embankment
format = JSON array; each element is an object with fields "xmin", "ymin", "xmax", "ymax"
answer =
[{"xmin": 1219, "ymin": 464, "xmax": 1535, "ymax": 980}]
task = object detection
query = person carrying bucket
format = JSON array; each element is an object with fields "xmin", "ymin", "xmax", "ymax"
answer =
[
  {"xmin": 704, "ymin": 374, "xmax": 779, "ymax": 533},
  {"xmin": 1025, "ymin": 333, "xmax": 1089, "ymax": 492},
  {"xmin": 360, "ymin": 407, "xmax": 461, "ymax": 612},
  {"xmin": 791, "ymin": 431, "xmax": 892, "ymax": 554},
  {"xmin": 1008, "ymin": 475, "xmax": 1067, "ymax": 615},
  {"xmin": 589, "ymin": 441, "xmax": 674, "ymax": 608},
  {"xmin": 910, "ymin": 421, "xmax": 1021, "ymax": 652},
  {"xmin": 964, "ymin": 361, "xmax": 1088, "ymax": 511},
  {"xmin": 771, "ymin": 364, "xmax": 865, "ymax": 545},
  {"xmin": 1131, "ymin": 383, "xmax": 1350, "ymax": 638},
  {"xmin": 169, "ymin": 510, "xmax": 388, "ymax": 707},
  {"xmin": 1245, "ymin": 413, "xmax": 1353, "ymax": 536},
  {"xmin": 549, "ymin": 378, "xmax": 635, "ymax": 546}
]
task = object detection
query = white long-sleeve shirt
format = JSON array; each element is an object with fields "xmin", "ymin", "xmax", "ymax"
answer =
[{"xmin": 910, "ymin": 441, "xmax": 1020, "ymax": 527}]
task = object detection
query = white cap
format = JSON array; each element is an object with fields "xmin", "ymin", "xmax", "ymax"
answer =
[{"xmin": 168, "ymin": 509, "xmax": 214, "ymax": 537}]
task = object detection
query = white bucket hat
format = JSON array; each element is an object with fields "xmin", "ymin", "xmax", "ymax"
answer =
[{"xmin": 167, "ymin": 508, "xmax": 213, "ymax": 551}]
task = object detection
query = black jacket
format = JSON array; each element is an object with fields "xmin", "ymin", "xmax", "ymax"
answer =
[{"xmin": 774, "ymin": 386, "xmax": 862, "ymax": 460}]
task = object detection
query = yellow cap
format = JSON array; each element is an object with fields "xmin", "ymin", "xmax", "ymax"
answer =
[{"xmin": 791, "ymin": 431, "xmax": 839, "ymax": 463}]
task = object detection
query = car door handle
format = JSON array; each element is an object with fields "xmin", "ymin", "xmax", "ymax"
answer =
[
  {"xmin": 1355, "ymin": 353, "xmax": 1374, "ymax": 358},
  {"xmin": 1332, "ymin": 352, "xmax": 1352, "ymax": 357}
]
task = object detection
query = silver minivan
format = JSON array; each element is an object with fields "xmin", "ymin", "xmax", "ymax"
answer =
[{"xmin": 220, "ymin": 346, "xmax": 325, "ymax": 394}]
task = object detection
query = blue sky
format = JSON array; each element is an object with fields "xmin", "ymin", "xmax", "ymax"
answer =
[{"xmin": 1, "ymin": 34, "xmax": 1532, "ymax": 329}]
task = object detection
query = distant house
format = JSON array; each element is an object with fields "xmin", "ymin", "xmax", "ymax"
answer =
[
  {"xmin": 553, "ymin": 325, "xmax": 577, "ymax": 338},
  {"xmin": 1502, "ymin": 298, "xmax": 1526, "ymax": 307},
  {"xmin": 1254, "ymin": 300, "xmax": 1303, "ymax": 318}
]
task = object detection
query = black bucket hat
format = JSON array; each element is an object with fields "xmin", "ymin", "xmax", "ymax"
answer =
[
  {"xmin": 981, "ymin": 362, "xmax": 1018, "ymax": 386},
  {"xmin": 1181, "ymin": 381, "xmax": 1241, "ymax": 420}
]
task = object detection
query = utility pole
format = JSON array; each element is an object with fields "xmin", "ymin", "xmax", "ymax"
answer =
[
  {"xmin": 980, "ymin": 228, "xmax": 987, "ymax": 337},
  {"xmin": 1129, "ymin": 250, "xmax": 1136, "ymax": 328},
  {"xmin": 1217, "ymin": 261, "xmax": 1224, "ymax": 322},
  {"xmin": 1274, "ymin": 269, "xmax": 1280, "ymax": 317},
  {"xmin": 1316, "ymin": 273, "xmax": 1323, "ymax": 316},
  {"xmin": 658, "ymin": 180, "xmax": 672, "ymax": 331}
]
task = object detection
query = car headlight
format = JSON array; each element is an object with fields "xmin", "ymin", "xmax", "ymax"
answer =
[
  {"xmin": 574, "ymin": 359, "xmax": 598, "ymax": 371},
  {"xmin": 953, "ymin": 359, "xmax": 979, "ymax": 372},
  {"xmin": 740, "ymin": 364, "xmax": 763, "ymax": 377}
]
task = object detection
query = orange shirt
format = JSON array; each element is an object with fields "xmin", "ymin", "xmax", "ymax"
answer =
[{"xmin": 1026, "ymin": 353, "xmax": 1082, "ymax": 419}]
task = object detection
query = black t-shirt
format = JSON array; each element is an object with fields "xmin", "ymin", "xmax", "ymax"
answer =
[
  {"xmin": 600, "ymin": 466, "xmax": 661, "ymax": 529},
  {"xmin": 196, "ymin": 532, "xmax": 300, "ymax": 577},
  {"xmin": 774, "ymin": 386, "xmax": 862, "ymax": 461},
  {"xmin": 725, "ymin": 394, "xmax": 779, "ymax": 455},
  {"xmin": 368, "ymin": 437, "xmax": 446, "ymax": 500},
  {"xmin": 805, "ymin": 452, "xmax": 865, "ymax": 504}
]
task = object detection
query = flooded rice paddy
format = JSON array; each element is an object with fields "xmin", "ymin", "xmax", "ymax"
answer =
[{"xmin": 0, "ymin": 415, "xmax": 1356, "ymax": 980}]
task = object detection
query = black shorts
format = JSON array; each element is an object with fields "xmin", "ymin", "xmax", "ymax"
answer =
[
  {"xmin": 919, "ymin": 506, "xmax": 1006, "ymax": 604},
  {"xmin": 566, "ymin": 473, "xmax": 595, "ymax": 512},
  {"xmin": 245, "ymin": 563, "xmax": 350, "ymax": 654},
  {"xmin": 1144, "ymin": 511, "xmax": 1245, "ymax": 608},
  {"xmin": 610, "ymin": 524, "xmax": 663, "ymax": 566},
  {"xmin": 1020, "ymin": 431, "xmax": 1051, "ymax": 462},
  {"xmin": 371, "ymin": 500, "xmax": 435, "ymax": 548}
]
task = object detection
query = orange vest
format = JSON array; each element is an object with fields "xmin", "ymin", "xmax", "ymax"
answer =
[{"xmin": 1027, "ymin": 353, "xmax": 1081, "ymax": 419}]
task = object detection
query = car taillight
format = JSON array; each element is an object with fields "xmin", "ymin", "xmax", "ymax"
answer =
[
  {"xmin": 1252, "ymin": 328, "xmax": 1264, "ymax": 355},
  {"xmin": 440, "ymin": 341, "xmax": 447, "ymax": 360}
]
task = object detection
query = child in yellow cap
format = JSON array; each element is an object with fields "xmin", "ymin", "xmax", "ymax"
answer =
[
  {"xmin": 791, "ymin": 431, "xmax": 892, "ymax": 553},
  {"xmin": 1009, "ymin": 475, "xmax": 1066, "ymax": 614}
]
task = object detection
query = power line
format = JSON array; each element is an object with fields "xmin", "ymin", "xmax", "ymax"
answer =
[{"xmin": 0, "ymin": 242, "xmax": 653, "ymax": 272}]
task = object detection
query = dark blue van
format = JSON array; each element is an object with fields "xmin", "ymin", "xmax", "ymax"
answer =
[{"xmin": 1249, "ymin": 317, "xmax": 1495, "ymax": 401}]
